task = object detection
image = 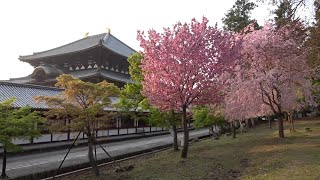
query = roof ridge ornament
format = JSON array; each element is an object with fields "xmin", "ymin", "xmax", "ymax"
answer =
[{"xmin": 102, "ymin": 28, "xmax": 111, "ymax": 42}]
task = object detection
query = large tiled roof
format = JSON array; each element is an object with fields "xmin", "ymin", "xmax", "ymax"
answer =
[
  {"xmin": 0, "ymin": 82, "xmax": 122, "ymax": 111},
  {"xmin": 0, "ymin": 82, "xmax": 61, "ymax": 109},
  {"xmin": 19, "ymin": 33, "xmax": 136, "ymax": 61}
]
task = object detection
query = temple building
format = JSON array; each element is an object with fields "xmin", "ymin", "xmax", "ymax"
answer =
[
  {"xmin": 0, "ymin": 32, "xmax": 146, "ymax": 133},
  {"xmin": 0, "ymin": 32, "xmax": 189, "ymax": 143},
  {"xmin": 8, "ymin": 32, "xmax": 136, "ymax": 87}
]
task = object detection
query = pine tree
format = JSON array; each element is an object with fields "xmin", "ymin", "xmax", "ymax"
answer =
[
  {"xmin": 306, "ymin": 0, "xmax": 320, "ymax": 68},
  {"xmin": 222, "ymin": 0, "xmax": 260, "ymax": 32},
  {"xmin": 273, "ymin": 0, "xmax": 299, "ymax": 28}
]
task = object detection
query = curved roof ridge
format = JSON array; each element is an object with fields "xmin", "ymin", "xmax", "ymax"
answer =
[
  {"xmin": 0, "ymin": 81, "xmax": 62, "ymax": 91},
  {"xmin": 9, "ymin": 75, "xmax": 32, "ymax": 80},
  {"xmin": 107, "ymin": 34, "xmax": 136, "ymax": 53},
  {"xmin": 101, "ymin": 33, "xmax": 136, "ymax": 58},
  {"xmin": 33, "ymin": 33, "xmax": 107, "ymax": 55},
  {"xmin": 19, "ymin": 33, "xmax": 107, "ymax": 60}
]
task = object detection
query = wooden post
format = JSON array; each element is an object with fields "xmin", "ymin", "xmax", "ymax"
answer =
[
  {"xmin": 116, "ymin": 117, "xmax": 119, "ymax": 135},
  {"xmin": 67, "ymin": 118, "xmax": 71, "ymax": 141},
  {"xmin": 1, "ymin": 148, "xmax": 8, "ymax": 179},
  {"xmin": 135, "ymin": 119, "xmax": 138, "ymax": 133}
]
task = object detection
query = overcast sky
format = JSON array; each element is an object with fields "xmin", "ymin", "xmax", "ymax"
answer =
[{"xmin": 0, "ymin": 0, "xmax": 272, "ymax": 80}]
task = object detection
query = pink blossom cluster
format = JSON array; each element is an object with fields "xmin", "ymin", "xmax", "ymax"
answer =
[
  {"xmin": 224, "ymin": 23, "xmax": 316, "ymax": 120},
  {"xmin": 137, "ymin": 17, "xmax": 241, "ymax": 112}
]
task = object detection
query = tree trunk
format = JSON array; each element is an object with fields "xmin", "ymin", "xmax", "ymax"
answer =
[
  {"xmin": 87, "ymin": 134, "xmax": 100, "ymax": 177},
  {"xmin": 250, "ymin": 118, "xmax": 255, "ymax": 128},
  {"xmin": 284, "ymin": 112, "xmax": 288, "ymax": 121},
  {"xmin": 209, "ymin": 127, "xmax": 214, "ymax": 135},
  {"xmin": 277, "ymin": 114, "xmax": 285, "ymax": 138},
  {"xmin": 181, "ymin": 105, "xmax": 189, "ymax": 158},
  {"xmin": 218, "ymin": 125, "xmax": 223, "ymax": 134},
  {"xmin": 1, "ymin": 147, "xmax": 8, "ymax": 179},
  {"xmin": 231, "ymin": 122, "xmax": 236, "ymax": 138},
  {"xmin": 290, "ymin": 119, "xmax": 295, "ymax": 132},
  {"xmin": 268, "ymin": 116, "xmax": 272, "ymax": 129},
  {"xmin": 169, "ymin": 111, "xmax": 179, "ymax": 152},
  {"xmin": 245, "ymin": 119, "xmax": 250, "ymax": 128},
  {"xmin": 172, "ymin": 124, "xmax": 179, "ymax": 151},
  {"xmin": 240, "ymin": 121, "xmax": 244, "ymax": 134},
  {"xmin": 288, "ymin": 112, "xmax": 295, "ymax": 132}
]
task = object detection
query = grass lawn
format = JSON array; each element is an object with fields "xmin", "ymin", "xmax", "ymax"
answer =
[{"xmin": 61, "ymin": 118, "xmax": 320, "ymax": 180}]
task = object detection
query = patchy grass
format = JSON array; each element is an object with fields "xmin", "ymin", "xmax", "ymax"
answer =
[{"xmin": 60, "ymin": 118, "xmax": 320, "ymax": 180}]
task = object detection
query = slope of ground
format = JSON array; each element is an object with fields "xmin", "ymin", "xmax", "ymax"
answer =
[{"xmin": 61, "ymin": 118, "xmax": 320, "ymax": 180}]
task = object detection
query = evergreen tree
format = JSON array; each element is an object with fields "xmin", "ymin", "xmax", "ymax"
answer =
[
  {"xmin": 273, "ymin": 0, "xmax": 298, "ymax": 28},
  {"xmin": 305, "ymin": 0, "xmax": 320, "ymax": 105},
  {"xmin": 306, "ymin": 0, "xmax": 320, "ymax": 68},
  {"xmin": 223, "ymin": 0, "xmax": 260, "ymax": 32}
]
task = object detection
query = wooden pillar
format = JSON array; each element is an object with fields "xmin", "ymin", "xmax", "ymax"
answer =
[
  {"xmin": 135, "ymin": 119, "xmax": 138, "ymax": 133},
  {"xmin": 117, "ymin": 117, "xmax": 120, "ymax": 135},
  {"xmin": 66, "ymin": 118, "xmax": 70, "ymax": 141}
]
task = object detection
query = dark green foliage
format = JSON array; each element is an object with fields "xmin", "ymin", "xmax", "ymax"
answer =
[
  {"xmin": 306, "ymin": 0, "xmax": 320, "ymax": 68},
  {"xmin": 273, "ymin": 0, "xmax": 298, "ymax": 28},
  {"xmin": 222, "ymin": 0, "xmax": 261, "ymax": 32},
  {"xmin": 305, "ymin": 1, "xmax": 320, "ymax": 104},
  {"xmin": 192, "ymin": 106, "xmax": 225, "ymax": 129},
  {"xmin": 0, "ymin": 98, "xmax": 45, "ymax": 152},
  {"xmin": 128, "ymin": 53, "xmax": 144, "ymax": 82},
  {"xmin": 148, "ymin": 109, "xmax": 180, "ymax": 128},
  {"xmin": 0, "ymin": 98, "xmax": 45, "ymax": 178},
  {"xmin": 117, "ymin": 53, "xmax": 146, "ymax": 121}
]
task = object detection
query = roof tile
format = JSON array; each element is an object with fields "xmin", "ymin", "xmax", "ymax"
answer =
[{"xmin": 19, "ymin": 33, "xmax": 136, "ymax": 61}]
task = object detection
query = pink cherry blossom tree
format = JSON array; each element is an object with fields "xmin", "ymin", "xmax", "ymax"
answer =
[
  {"xmin": 137, "ymin": 17, "xmax": 241, "ymax": 158},
  {"xmin": 221, "ymin": 68, "xmax": 271, "ymax": 138},
  {"xmin": 225, "ymin": 22, "xmax": 315, "ymax": 138}
]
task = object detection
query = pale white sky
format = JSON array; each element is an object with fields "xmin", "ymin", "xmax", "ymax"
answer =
[{"xmin": 0, "ymin": 0, "xmax": 271, "ymax": 80}]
